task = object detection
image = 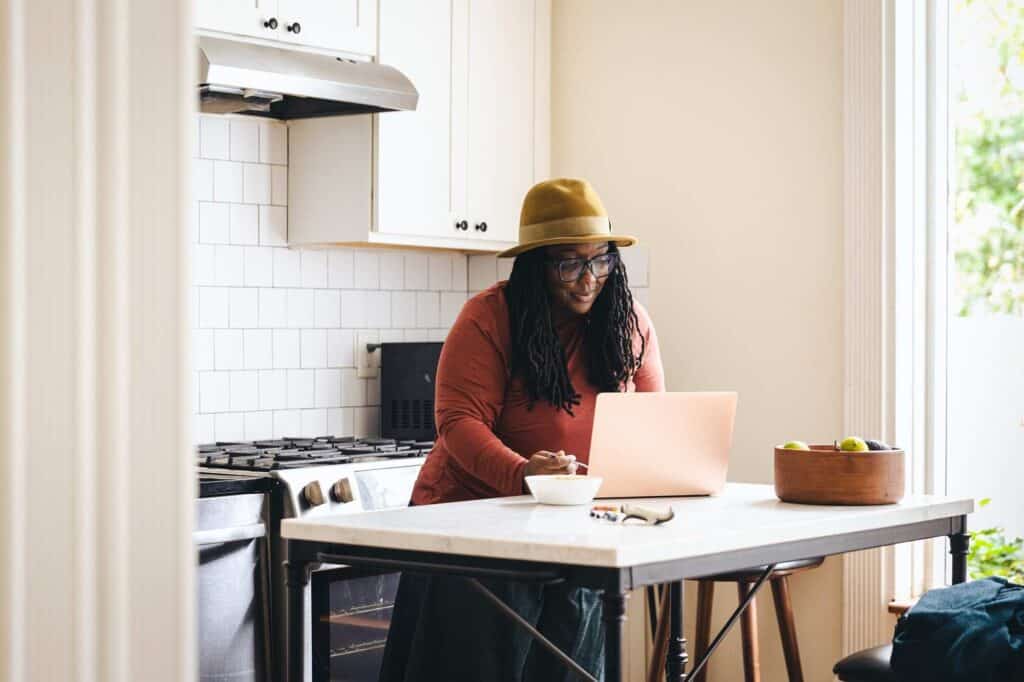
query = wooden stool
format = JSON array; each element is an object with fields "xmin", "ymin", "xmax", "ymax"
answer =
[{"xmin": 645, "ymin": 557, "xmax": 824, "ymax": 682}]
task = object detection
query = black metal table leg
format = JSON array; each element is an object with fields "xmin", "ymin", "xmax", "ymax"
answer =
[
  {"xmin": 602, "ymin": 589, "xmax": 627, "ymax": 682},
  {"xmin": 666, "ymin": 581, "xmax": 688, "ymax": 681},
  {"xmin": 286, "ymin": 558, "xmax": 311, "ymax": 682},
  {"xmin": 950, "ymin": 515, "xmax": 969, "ymax": 584}
]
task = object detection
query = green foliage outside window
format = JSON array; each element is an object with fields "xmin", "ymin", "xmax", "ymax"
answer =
[
  {"xmin": 954, "ymin": 0, "xmax": 1024, "ymax": 315},
  {"xmin": 967, "ymin": 499, "xmax": 1024, "ymax": 581}
]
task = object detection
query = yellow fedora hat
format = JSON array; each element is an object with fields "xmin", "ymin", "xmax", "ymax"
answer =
[{"xmin": 496, "ymin": 178, "xmax": 637, "ymax": 258}]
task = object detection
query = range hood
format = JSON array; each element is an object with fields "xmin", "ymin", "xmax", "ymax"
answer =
[{"xmin": 197, "ymin": 36, "xmax": 418, "ymax": 119}]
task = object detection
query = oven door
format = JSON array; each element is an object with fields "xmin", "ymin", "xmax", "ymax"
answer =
[{"xmin": 308, "ymin": 463, "xmax": 421, "ymax": 682}]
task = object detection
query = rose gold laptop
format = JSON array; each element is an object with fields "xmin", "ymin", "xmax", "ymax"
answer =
[{"xmin": 589, "ymin": 392, "xmax": 737, "ymax": 498}]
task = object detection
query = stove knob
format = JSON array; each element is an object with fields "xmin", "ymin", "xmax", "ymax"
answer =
[
  {"xmin": 331, "ymin": 477, "xmax": 354, "ymax": 503},
  {"xmin": 302, "ymin": 481, "xmax": 325, "ymax": 507}
]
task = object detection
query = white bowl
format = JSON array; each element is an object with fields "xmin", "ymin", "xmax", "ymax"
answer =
[{"xmin": 524, "ymin": 475, "xmax": 604, "ymax": 506}]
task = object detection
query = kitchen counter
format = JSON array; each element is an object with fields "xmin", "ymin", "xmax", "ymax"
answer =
[{"xmin": 281, "ymin": 482, "xmax": 973, "ymax": 567}]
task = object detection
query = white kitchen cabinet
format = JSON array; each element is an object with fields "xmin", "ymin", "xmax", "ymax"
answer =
[
  {"xmin": 195, "ymin": 0, "xmax": 377, "ymax": 57},
  {"xmin": 287, "ymin": 0, "xmax": 550, "ymax": 252},
  {"xmin": 195, "ymin": 0, "xmax": 275, "ymax": 41},
  {"xmin": 275, "ymin": 0, "xmax": 376, "ymax": 55}
]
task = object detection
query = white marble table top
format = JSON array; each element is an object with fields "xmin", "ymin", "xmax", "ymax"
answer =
[{"xmin": 281, "ymin": 483, "xmax": 973, "ymax": 568}]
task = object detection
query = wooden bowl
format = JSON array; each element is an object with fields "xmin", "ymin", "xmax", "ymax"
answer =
[{"xmin": 774, "ymin": 444, "xmax": 905, "ymax": 505}]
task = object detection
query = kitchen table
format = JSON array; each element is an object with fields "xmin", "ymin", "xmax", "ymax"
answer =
[{"xmin": 281, "ymin": 482, "xmax": 973, "ymax": 682}]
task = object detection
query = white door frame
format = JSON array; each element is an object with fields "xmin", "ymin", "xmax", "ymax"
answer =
[{"xmin": 0, "ymin": 1, "xmax": 195, "ymax": 679}]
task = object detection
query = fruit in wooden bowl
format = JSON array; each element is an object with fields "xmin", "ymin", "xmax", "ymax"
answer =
[{"xmin": 774, "ymin": 442, "xmax": 905, "ymax": 505}]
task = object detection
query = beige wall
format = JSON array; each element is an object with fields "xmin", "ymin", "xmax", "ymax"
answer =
[{"xmin": 551, "ymin": 0, "xmax": 844, "ymax": 679}]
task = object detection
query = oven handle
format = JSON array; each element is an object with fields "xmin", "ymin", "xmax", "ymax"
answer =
[{"xmin": 193, "ymin": 522, "xmax": 266, "ymax": 546}]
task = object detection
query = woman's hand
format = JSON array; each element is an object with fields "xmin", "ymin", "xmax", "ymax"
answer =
[{"xmin": 524, "ymin": 450, "xmax": 578, "ymax": 478}]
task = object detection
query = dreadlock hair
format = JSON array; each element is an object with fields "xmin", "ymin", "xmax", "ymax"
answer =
[{"xmin": 504, "ymin": 242, "xmax": 646, "ymax": 414}]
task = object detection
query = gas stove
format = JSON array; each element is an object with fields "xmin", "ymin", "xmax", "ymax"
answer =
[{"xmin": 197, "ymin": 436, "xmax": 434, "ymax": 473}]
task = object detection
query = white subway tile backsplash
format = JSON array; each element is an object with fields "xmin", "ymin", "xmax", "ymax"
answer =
[
  {"xmin": 243, "ymin": 163, "xmax": 271, "ymax": 204},
  {"xmin": 468, "ymin": 255, "xmax": 497, "ymax": 291},
  {"xmin": 301, "ymin": 250, "xmax": 328, "ymax": 288},
  {"xmin": 390, "ymin": 291, "xmax": 416, "ymax": 328},
  {"xmin": 229, "ymin": 203, "xmax": 259, "ymax": 245},
  {"xmin": 199, "ymin": 202, "xmax": 229, "ymax": 244},
  {"xmin": 427, "ymin": 329, "xmax": 448, "ymax": 343},
  {"xmin": 429, "ymin": 254, "xmax": 452, "ymax": 291},
  {"xmin": 258, "ymin": 288, "xmax": 287, "ymax": 328},
  {"xmin": 286, "ymin": 289, "xmax": 315, "ymax": 328},
  {"xmin": 215, "ymin": 413, "xmax": 245, "ymax": 441},
  {"xmin": 243, "ymin": 329, "xmax": 273, "ymax": 369},
  {"xmin": 214, "ymin": 245, "xmax": 244, "ymax": 286},
  {"xmin": 214, "ymin": 329, "xmax": 244, "ymax": 370},
  {"xmin": 199, "ymin": 287, "xmax": 229, "ymax": 328},
  {"xmin": 273, "ymin": 410, "xmax": 300, "ymax": 438},
  {"xmin": 200, "ymin": 116, "xmax": 229, "ymax": 160},
  {"xmin": 195, "ymin": 414, "xmax": 215, "ymax": 443},
  {"xmin": 314, "ymin": 290, "xmax": 340, "ymax": 328},
  {"xmin": 199, "ymin": 371, "xmax": 229, "ymax": 412},
  {"xmin": 193, "ymin": 330, "xmax": 214, "ymax": 371},
  {"xmin": 300, "ymin": 329, "xmax": 327, "ymax": 368},
  {"xmin": 213, "ymin": 161, "xmax": 244, "ymax": 203},
  {"xmin": 229, "ymin": 118, "xmax": 259, "ymax": 162},
  {"xmin": 452, "ymin": 253, "xmax": 467, "ymax": 291},
  {"xmin": 258, "ymin": 370, "xmax": 288, "ymax": 410},
  {"xmin": 287, "ymin": 369, "xmax": 315, "ymax": 408},
  {"xmin": 328, "ymin": 250, "xmax": 354, "ymax": 289},
  {"xmin": 244, "ymin": 411, "xmax": 274, "ymax": 441},
  {"xmin": 440, "ymin": 292, "xmax": 466, "ymax": 328},
  {"xmin": 230, "ymin": 370, "xmax": 259, "ymax": 411},
  {"xmin": 404, "ymin": 253, "xmax": 428, "ymax": 290},
  {"xmin": 273, "ymin": 329, "xmax": 300, "ymax": 368},
  {"xmin": 314, "ymin": 369, "xmax": 342, "ymax": 408},
  {"xmin": 229, "ymin": 288, "xmax": 258, "ymax": 328},
  {"xmin": 271, "ymin": 166, "xmax": 288, "ymax": 206},
  {"xmin": 301, "ymin": 409, "xmax": 327, "ymax": 436},
  {"xmin": 354, "ymin": 407, "xmax": 379, "ymax": 437},
  {"xmin": 416, "ymin": 292, "xmax": 440, "ymax": 328},
  {"xmin": 259, "ymin": 121, "xmax": 287, "ymax": 165},
  {"xmin": 353, "ymin": 250, "xmax": 379, "ymax": 289},
  {"xmin": 194, "ymin": 159, "xmax": 214, "ymax": 202},
  {"xmin": 366, "ymin": 376, "xmax": 380, "ymax": 406},
  {"xmin": 327, "ymin": 408, "xmax": 353, "ymax": 437},
  {"xmin": 244, "ymin": 246, "xmax": 273, "ymax": 287},
  {"xmin": 340, "ymin": 290, "xmax": 367, "ymax": 328},
  {"xmin": 273, "ymin": 248, "xmax": 301, "ymax": 287},
  {"xmin": 341, "ymin": 368, "xmax": 365, "ymax": 408},
  {"xmin": 496, "ymin": 258, "xmax": 513, "ymax": 281},
  {"xmin": 192, "ymin": 113, "xmax": 475, "ymax": 441},
  {"xmin": 260, "ymin": 205, "xmax": 288, "ymax": 246},
  {"xmin": 327, "ymin": 329, "xmax": 355, "ymax": 367},
  {"xmin": 366, "ymin": 291, "xmax": 391, "ymax": 328},
  {"xmin": 194, "ymin": 244, "xmax": 217, "ymax": 286},
  {"xmin": 378, "ymin": 252, "xmax": 404, "ymax": 289}
]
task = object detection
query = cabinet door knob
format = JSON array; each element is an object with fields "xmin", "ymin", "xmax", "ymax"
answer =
[
  {"xmin": 455, "ymin": 220, "xmax": 468, "ymax": 231},
  {"xmin": 263, "ymin": 17, "xmax": 278, "ymax": 29},
  {"xmin": 287, "ymin": 22, "xmax": 301, "ymax": 34},
  {"xmin": 475, "ymin": 222, "xmax": 488, "ymax": 233}
]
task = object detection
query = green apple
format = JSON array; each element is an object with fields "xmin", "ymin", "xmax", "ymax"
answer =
[
  {"xmin": 839, "ymin": 436, "xmax": 869, "ymax": 452},
  {"xmin": 781, "ymin": 440, "xmax": 810, "ymax": 450}
]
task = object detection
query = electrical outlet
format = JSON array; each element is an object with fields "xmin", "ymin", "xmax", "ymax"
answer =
[{"xmin": 356, "ymin": 330, "xmax": 380, "ymax": 379}]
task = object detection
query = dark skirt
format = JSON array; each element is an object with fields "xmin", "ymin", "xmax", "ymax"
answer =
[{"xmin": 379, "ymin": 572, "xmax": 605, "ymax": 682}]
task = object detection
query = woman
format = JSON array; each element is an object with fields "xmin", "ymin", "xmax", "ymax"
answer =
[{"xmin": 380, "ymin": 178, "xmax": 664, "ymax": 682}]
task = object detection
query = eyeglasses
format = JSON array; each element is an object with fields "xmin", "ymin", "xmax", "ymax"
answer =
[{"xmin": 546, "ymin": 252, "xmax": 619, "ymax": 283}]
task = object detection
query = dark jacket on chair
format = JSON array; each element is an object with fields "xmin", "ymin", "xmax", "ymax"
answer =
[{"xmin": 891, "ymin": 577, "xmax": 1024, "ymax": 681}]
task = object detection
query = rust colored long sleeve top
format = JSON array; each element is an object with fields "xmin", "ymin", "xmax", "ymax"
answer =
[{"xmin": 411, "ymin": 282, "xmax": 665, "ymax": 506}]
